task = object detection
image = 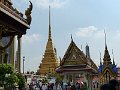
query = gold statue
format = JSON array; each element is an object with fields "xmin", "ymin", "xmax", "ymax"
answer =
[{"xmin": 25, "ymin": 1, "xmax": 33, "ymax": 25}]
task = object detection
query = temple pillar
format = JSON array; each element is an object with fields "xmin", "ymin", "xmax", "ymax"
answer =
[
  {"xmin": 72, "ymin": 73, "xmax": 73, "ymax": 84},
  {"xmin": 17, "ymin": 35, "xmax": 22, "ymax": 73},
  {"xmin": 89, "ymin": 74, "xmax": 92, "ymax": 90},
  {"xmin": 10, "ymin": 36, "xmax": 15, "ymax": 69},
  {"xmin": 0, "ymin": 28, "xmax": 3, "ymax": 61}
]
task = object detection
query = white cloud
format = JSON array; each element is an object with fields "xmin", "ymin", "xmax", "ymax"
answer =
[
  {"xmin": 22, "ymin": 34, "xmax": 40, "ymax": 44},
  {"xmin": 12, "ymin": 0, "xmax": 68, "ymax": 10},
  {"xmin": 74, "ymin": 26, "xmax": 120, "ymax": 67},
  {"xmin": 75, "ymin": 26, "xmax": 98, "ymax": 37},
  {"xmin": 75, "ymin": 26, "xmax": 120, "ymax": 41},
  {"xmin": 38, "ymin": 0, "xmax": 67, "ymax": 8},
  {"xmin": 21, "ymin": 0, "xmax": 68, "ymax": 9}
]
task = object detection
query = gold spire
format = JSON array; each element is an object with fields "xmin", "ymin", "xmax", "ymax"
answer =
[
  {"xmin": 38, "ymin": 6, "xmax": 58, "ymax": 75},
  {"xmin": 46, "ymin": 5, "xmax": 54, "ymax": 51},
  {"xmin": 49, "ymin": 5, "xmax": 51, "ymax": 39}
]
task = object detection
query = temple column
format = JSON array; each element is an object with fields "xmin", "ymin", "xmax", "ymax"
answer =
[
  {"xmin": 10, "ymin": 36, "xmax": 15, "ymax": 68},
  {"xmin": 72, "ymin": 73, "xmax": 75, "ymax": 85},
  {"xmin": 89, "ymin": 74, "xmax": 92, "ymax": 90},
  {"xmin": 87, "ymin": 73, "xmax": 90, "ymax": 90},
  {"xmin": 0, "ymin": 28, "xmax": 3, "ymax": 62},
  {"xmin": 17, "ymin": 35, "xmax": 22, "ymax": 73}
]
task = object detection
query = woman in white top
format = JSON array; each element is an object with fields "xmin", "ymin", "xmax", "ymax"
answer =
[
  {"xmin": 53, "ymin": 83, "xmax": 57, "ymax": 90},
  {"xmin": 41, "ymin": 84, "xmax": 47, "ymax": 90},
  {"xmin": 56, "ymin": 83, "xmax": 62, "ymax": 90}
]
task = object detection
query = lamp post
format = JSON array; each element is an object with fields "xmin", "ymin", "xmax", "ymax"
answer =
[{"xmin": 23, "ymin": 56, "xmax": 25, "ymax": 74}]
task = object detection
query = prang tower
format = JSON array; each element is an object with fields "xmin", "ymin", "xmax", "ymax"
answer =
[{"xmin": 37, "ymin": 6, "xmax": 58, "ymax": 75}]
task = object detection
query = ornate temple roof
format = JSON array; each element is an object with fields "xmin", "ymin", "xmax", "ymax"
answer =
[
  {"xmin": 61, "ymin": 39, "xmax": 87, "ymax": 65},
  {"xmin": 0, "ymin": 1, "xmax": 32, "ymax": 36},
  {"xmin": 56, "ymin": 39, "xmax": 98, "ymax": 73},
  {"xmin": 98, "ymin": 64, "xmax": 117, "ymax": 74},
  {"xmin": 103, "ymin": 45, "xmax": 112, "ymax": 65},
  {"xmin": 98, "ymin": 32, "xmax": 117, "ymax": 76},
  {"xmin": 56, "ymin": 64, "xmax": 96, "ymax": 73}
]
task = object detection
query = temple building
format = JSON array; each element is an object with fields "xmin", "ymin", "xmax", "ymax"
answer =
[
  {"xmin": 98, "ymin": 32, "xmax": 117, "ymax": 85},
  {"xmin": 0, "ymin": 0, "xmax": 32, "ymax": 73},
  {"xmin": 56, "ymin": 37, "xmax": 98, "ymax": 90},
  {"xmin": 37, "ymin": 6, "xmax": 58, "ymax": 76}
]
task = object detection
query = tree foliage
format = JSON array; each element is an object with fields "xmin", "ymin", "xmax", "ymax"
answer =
[
  {"xmin": 16, "ymin": 73, "xmax": 26, "ymax": 89},
  {"xmin": 0, "ymin": 64, "xmax": 25, "ymax": 89},
  {"xmin": 0, "ymin": 64, "xmax": 15, "ymax": 86},
  {"xmin": 6, "ymin": 73, "xmax": 18, "ymax": 86},
  {"xmin": 55, "ymin": 73, "xmax": 63, "ymax": 83},
  {"xmin": 0, "ymin": 64, "xmax": 25, "ymax": 90},
  {"xmin": 0, "ymin": 64, "xmax": 13, "ymax": 74}
]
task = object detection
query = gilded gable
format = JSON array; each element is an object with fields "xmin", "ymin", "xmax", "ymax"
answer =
[{"xmin": 61, "ymin": 40, "xmax": 87, "ymax": 65}]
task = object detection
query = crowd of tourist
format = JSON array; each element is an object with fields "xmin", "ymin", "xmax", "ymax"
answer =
[
  {"xmin": 25, "ymin": 79, "xmax": 119, "ymax": 90},
  {"xmin": 25, "ymin": 80, "xmax": 88, "ymax": 90}
]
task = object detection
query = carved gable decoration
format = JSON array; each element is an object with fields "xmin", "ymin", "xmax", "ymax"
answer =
[
  {"xmin": 61, "ymin": 40, "xmax": 87, "ymax": 65},
  {"xmin": 102, "ymin": 67, "xmax": 115, "ymax": 76}
]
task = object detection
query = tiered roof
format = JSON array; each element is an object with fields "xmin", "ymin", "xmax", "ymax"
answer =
[
  {"xmin": 37, "ymin": 6, "xmax": 58, "ymax": 75},
  {"xmin": 56, "ymin": 39, "xmax": 98, "ymax": 73}
]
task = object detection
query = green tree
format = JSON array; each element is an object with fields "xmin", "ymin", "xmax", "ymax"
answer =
[
  {"xmin": 55, "ymin": 73, "xmax": 63, "ymax": 83},
  {"xmin": 0, "ymin": 64, "xmax": 19, "ymax": 89},
  {"xmin": 0, "ymin": 64, "xmax": 14, "ymax": 87},
  {"xmin": 0, "ymin": 64, "xmax": 26, "ymax": 90},
  {"xmin": 6, "ymin": 73, "xmax": 18, "ymax": 85},
  {"xmin": 4, "ymin": 73, "xmax": 18, "ymax": 90},
  {"xmin": 17, "ymin": 73, "xmax": 26, "ymax": 90}
]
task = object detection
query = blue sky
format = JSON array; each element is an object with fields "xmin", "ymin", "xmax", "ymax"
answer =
[{"xmin": 12, "ymin": 0, "xmax": 120, "ymax": 72}]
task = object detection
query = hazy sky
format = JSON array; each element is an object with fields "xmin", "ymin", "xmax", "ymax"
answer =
[{"xmin": 12, "ymin": 0, "xmax": 120, "ymax": 72}]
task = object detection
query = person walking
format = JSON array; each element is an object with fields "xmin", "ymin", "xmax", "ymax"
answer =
[
  {"xmin": 75, "ymin": 82, "xmax": 80, "ymax": 90},
  {"xmin": 66, "ymin": 82, "xmax": 71, "ymax": 90},
  {"xmin": 41, "ymin": 84, "xmax": 47, "ymax": 90},
  {"xmin": 71, "ymin": 85, "xmax": 76, "ymax": 90},
  {"xmin": 56, "ymin": 83, "xmax": 62, "ymax": 90},
  {"xmin": 53, "ymin": 83, "xmax": 57, "ymax": 90}
]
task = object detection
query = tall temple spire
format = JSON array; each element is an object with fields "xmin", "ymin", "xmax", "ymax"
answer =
[
  {"xmin": 103, "ymin": 30, "xmax": 111, "ymax": 65},
  {"xmin": 71, "ymin": 34, "xmax": 73, "ymax": 41},
  {"xmin": 49, "ymin": 5, "xmax": 51, "ymax": 39},
  {"xmin": 37, "ymin": 6, "xmax": 58, "ymax": 75},
  {"xmin": 46, "ymin": 5, "xmax": 53, "ymax": 50},
  {"xmin": 104, "ymin": 29, "xmax": 107, "ymax": 49},
  {"xmin": 100, "ymin": 51, "xmax": 102, "ymax": 65}
]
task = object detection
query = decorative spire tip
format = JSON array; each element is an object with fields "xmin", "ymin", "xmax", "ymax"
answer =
[{"xmin": 71, "ymin": 34, "xmax": 73, "ymax": 41}]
